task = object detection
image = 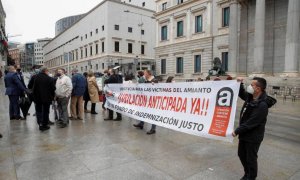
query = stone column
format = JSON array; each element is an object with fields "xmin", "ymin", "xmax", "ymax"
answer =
[
  {"xmin": 253, "ymin": 0, "xmax": 266, "ymax": 74},
  {"xmin": 284, "ymin": 0, "xmax": 300, "ymax": 76},
  {"xmin": 228, "ymin": 0, "xmax": 239, "ymax": 75}
]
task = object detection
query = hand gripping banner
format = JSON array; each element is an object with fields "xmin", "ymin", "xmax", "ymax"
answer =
[{"xmin": 104, "ymin": 81, "xmax": 240, "ymax": 142}]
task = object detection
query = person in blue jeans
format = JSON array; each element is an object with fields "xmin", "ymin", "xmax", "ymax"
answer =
[{"xmin": 4, "ymin": 66, "xmax": 27, "ymax": 120}]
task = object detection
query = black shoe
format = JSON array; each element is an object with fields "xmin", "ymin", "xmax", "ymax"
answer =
[
  {"xmin": 104, "ymin": 118, "xmax": 113, "ymax": 121},
  {"xmin": 39, "ymin": 126, "xmax": 50, "ymax": 131},
  {"xmin": 91, "ymin": 112, "xmax": 98, "ymax": 114},
  {"xmin": 69, "ymin": 117, "xmax": 77, "ymax": 120},
  {"xmin": 59, "ymin": 123, "xmax": 67, "ymax": 128},
  {"xmin": 10, "ymin": 116, "xmax": 16, "ymax": 120},
  {"xmin": 133, "ymin": 124, "xmax": 143, "ymax": 129},
  {"xmin": 113, "ymin": 118, "xmax": 122, "ymax": 121},
  {"xmin": 0, "ymin": 133, "xmax": 2, "ymax": 138},
  {"xmin": 16, "ymin": 116, "xmax": 26, "ymax": 120},
  {"xmin": 48, "ymin": 121, "xmax": 55, "ymax": 125},
  {"xmin": 240, "ymin": 175, "xmax": 248, "ymax": 180},
  {"xmin": 146, "ymin": 129, "xmax": 156, "ymax": 135}
]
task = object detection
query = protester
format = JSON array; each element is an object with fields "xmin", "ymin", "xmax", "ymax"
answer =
[
  {"xmin": 87, "ymin": 70, "xmax": 100, "ymax": 114},
  {"xmin": 232, "ymin": 77, "xmax": 276, "ymax": 180},
  {"xmin": 83, "ymin": 72, "xmax": 91, "ymax": 113},
  {"xmin": 133, "ymin": 70, "xmax": 157, "ymax": 135},
  {"xmin": 124, "ymin": 74, "xmax": 133, "ymax": 84},
  {"xmin": 70, "ymin": 69, "xmax": 87, "ymax": 120},
  {"xmin": 197, "ymin": 77, "xmax": 204, "ymax": 81},
  {"xmin": 15, "ymin": 65, "xmax": 26, "ymax": 89},
  {"xmin": 137, "ymin": 71, "xmax": 145, "ymax": 83},
  {"xmin": 101, "ymin": 69, "xmax": 110, "ymax": 110},
  {"xmin": 104, "ymin": 68, "xmax": 122, "ymax": 121},
  {"xmin": 55, "ymin": 68, "xmax": 73, "ymax": 128},
  {"xmin": 4, "ymin": 66, "xmax": 28, "ymax": 120},
  {"xmin": 32, "ymin": 67, "xmax": 56, "ymax": 131}
]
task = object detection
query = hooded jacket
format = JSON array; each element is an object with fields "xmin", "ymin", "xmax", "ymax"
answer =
[{"xmin": 234, "ymin": 83, "xmax": 276, "ymax": 143}]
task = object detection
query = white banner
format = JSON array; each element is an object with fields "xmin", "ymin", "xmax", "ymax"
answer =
[{"xmin": 104, "ymin": 81, "xmax": 240, "ymax": 142}]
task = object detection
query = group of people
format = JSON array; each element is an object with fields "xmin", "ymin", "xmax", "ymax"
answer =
[{"xmin": 2, "ymin": 65, "xmax": 276, "ymax": 180}]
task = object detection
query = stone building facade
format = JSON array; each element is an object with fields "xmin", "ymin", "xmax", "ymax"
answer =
[
  {"xmin": 44, "ymin": 0, "xmax": 156, "ymax": 75},
  {"xmin": 154, "ymin": 0, "xmax": 300, "ymax": 81}
]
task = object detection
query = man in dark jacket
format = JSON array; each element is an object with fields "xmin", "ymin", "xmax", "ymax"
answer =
[
  {"xmin": 4, "ymin": 66, "xmax": 27, "ymax": 120},
  {"xmin": 232, "ymin": 77, "xmax": 276, "ymax": 180},
  {"xmin": 32, "ymin": 67, "xmax": 56, "ymax": 131},
  {"xmin": 70, "ymin": 69, "xmax": 87, "ymax": 120},
  {"xmin": 104, "ymin": 68, "xmax": 122, "ymax": 121}
]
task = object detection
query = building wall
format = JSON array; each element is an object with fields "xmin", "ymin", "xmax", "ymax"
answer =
[
  {"xmin": 155, "ymin": 0, "xmax": 229, "ymax": 79},
  {"xmin": 122, "ymin": 0, "xmax": 156, "ymax": 11},
  {"xmin": 239, "ymin": 0, "xmax": 289, "ymax": 75},
  {"xmin": 34, "ymin": 38, "xmax": 51, "ymax": 66},
  {"xmin": 44, "ymin": 0, "xmax": 156, "ymax": 75},
  {"xmin": 55, "ymin": 14, "xmax": 86, "ymax": 36},
  {"xmin": 8, "ymin": 48, "xmax": 20, "ymax": 66}
]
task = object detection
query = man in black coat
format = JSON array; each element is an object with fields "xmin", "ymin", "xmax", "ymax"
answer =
[
  {"xmin": 32, "ymin": 67, "xmax": 56, "ymax": 131},
  {"xmin": 104, "ymin": 68, "xmax": 122, "ymax": 121},
  {"xmin": 232, "ymin": 77, "xmax": 276, "ymax": 180}
]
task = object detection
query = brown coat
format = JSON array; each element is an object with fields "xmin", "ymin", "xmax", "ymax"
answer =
[{"xmin": 87, "ymin": 76, "xmax": 99, "ymax": 103}]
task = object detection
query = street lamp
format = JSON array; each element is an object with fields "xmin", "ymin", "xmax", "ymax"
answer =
[{"xmin": 124, "ymin": 10, "xmax": 155, "ymax": 71}]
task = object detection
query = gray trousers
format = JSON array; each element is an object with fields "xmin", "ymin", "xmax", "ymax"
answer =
[{"xmin": 57, "ymin": 97, "xmax": 70, "ymax": 124}]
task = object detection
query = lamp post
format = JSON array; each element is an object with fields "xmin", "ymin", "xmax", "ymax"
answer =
[{"xmin": 124, "ymin": 10, "xmax": 155, "ymax": 71}]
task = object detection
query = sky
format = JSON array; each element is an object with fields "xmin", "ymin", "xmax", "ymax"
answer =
[{"xmin": 2, "ymin": 0, "xmax": 103, "ymax": 44}]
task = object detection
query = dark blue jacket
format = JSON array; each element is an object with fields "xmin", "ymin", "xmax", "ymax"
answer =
[
  {"xmin": 71, "ymin": 73, "xmax": 87, "ymax": 96},
  {"xmin": 4, "ymin": 72, "xmax": 26, "ymax": 96}
]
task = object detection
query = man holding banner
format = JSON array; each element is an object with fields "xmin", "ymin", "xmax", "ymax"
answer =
[{"xmin": 232, "ymin": 77, "xmax": 276, "ymax": 180}]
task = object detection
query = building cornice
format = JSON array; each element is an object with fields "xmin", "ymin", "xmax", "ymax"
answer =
[{"xmin": 155, "ymin": 0, "xmax": 211, "ymax": 17}]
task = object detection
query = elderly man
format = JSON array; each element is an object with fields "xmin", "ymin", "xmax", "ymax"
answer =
[
  {"xmin": 70, "ymin": 69, "xmax": 87, "ymax": 120},
  {"xmin": 4, "ymin": 66, "xmax": 28, "ymax": 120},
  {"xmin": 32, "ymin": 67, "xmax": 56, "ymax": 131},
  {"xmin": 55, "ymin": 68, "xmax": 73, "ymax": 128}
]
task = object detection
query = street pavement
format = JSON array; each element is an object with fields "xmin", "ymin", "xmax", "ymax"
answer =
[{"xmin": 0, "ymin": 79, "xmax": 299, "ymax": 180}]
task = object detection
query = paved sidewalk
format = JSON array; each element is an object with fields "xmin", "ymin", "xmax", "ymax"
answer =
[{"xmin": 0, "ymin": 80, "xmax": 299, "ymax": 180}]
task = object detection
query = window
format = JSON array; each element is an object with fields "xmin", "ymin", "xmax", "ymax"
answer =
[
  {"xmin": 128, "ymin": 43, "xmax": 133, "ymax": 53},
  {"xmin": 96, "ymin": 29, "xmax": 98, "ymax": 34},
  {"xmin": 195, "ymin": 15, "xmax": 203, "ymax": 33},
  {"xmin": 141, "ymin": 44, "xmax": 145, "ymax": 55},
  {"xmin": 115, "ymin": 41, "xmax": 119, "ymax": 52},
  {"xmin": 102, "ymin": 63, "xmax": 104, "ymax": 69},
  {"xmin": 76, "ymin": 51, "xmax": 78, "ymax": 60},
  {"xmin": 90, "ymin": 31, "xmax": 92, "ymax": 36},
  {"xmin": 85, "ymin": 66, "xmax": 87, "ymax": 71},
  {"xmin": 128, "ymin": 27, "xmax": 133, "ymax": 33},
  {"xmin": 85, "ymin": 34, "xmax": 87, "ymax": 39},
  {"xmin": 177, "ymin": 21, "xmax": 183, "ymax": 37},
  {"xmin": 161, "ymin": 26, "xmax": 168, "ymax": 40},
  {"xmin": 115, "ymin": 25, "xmax": 119, "ymax": 30},
  {"xmin": 177, "ymin": 0, "xmax": 183, "ymax": 4},
  {"xmin": 81, "ymin": 49, "xmax": 83, "ymax": 59},
  {"xmin": 142, "ymin": 2, "xmax": 145, "ymax": 7},
  {"xmin": 102, "ymin": 42, "xmax": 105, "ymax": 52},
  {"xmin": 176, "ymin": 57, "xmax": 183, "ymax": 74},
  {"xmin": 96, "ymin": 44, "xmax": 99, "ymax": 54},
  {"xmin": 85, "ymin": 47, "xmax": 87, "ymax": 57},
  {"xmin": 222, "ymin": 52, "xmax": 229, "ymax": 72},
  {"xmin": 161, "ymin": 59, "xmax": 166, "ymax": 74},
  {"xmin": 81, "ymin": 36, "xmax": 83, "ymax": 41},
  {"xmin": 194, "ymin": 55, "xmax": 201, "ymax": 73},
  {"xmin": 90, "ymin": 46, "xmax": 93, "ymax": 56},
  {"xmin": 222, "ymin": 7, "xmax": 230, "ymax": 27},
  {"xmin": 162, "ymin": 2, "xmax": 167, "ymax": 10},
  {"xmin": 96, "ymin": 64, "xmax": 98, "ymax": 70},
  {"xmin": 102, "ymin": 25, "xmax": 104, "ymax": 31},
  {"xmin": 141, "ymin": 29, "xmax": 145, "ymax": 35},
  {"xmin": 81, "ymin": 67, "xmax": 83, "ymax": 72}
]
